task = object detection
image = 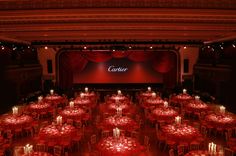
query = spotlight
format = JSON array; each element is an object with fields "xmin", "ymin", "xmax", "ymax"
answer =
[
  {"xmin": 232, "ymin": 44, "xmax": 235, "ymax": 48},
  {"xmin": 129, "ymin": 46, "xmax": 132, "ymax": 49},
  {"xmin": 13, "ymin": 47, "xmax": 17, "ymax": 51},
  {"xmin": 149, "ymin": 46, "xmax": 153, "ymax": 49},
  {"xmin": 112, "ymin": 49, "xmax": 115, "ymax": 52},
  {"xmin": 1, "ymin": 46, "xmax": 4, "ymax": 50},
  {"xmin": 207, "ymin": 45, "xmax": 210, "ymax": 48},
  {"xmin": 83, "ymin": 46, "xmax": 87, "ymax": 50},
  {"xmin": 183, "ymin": 46, "xmax": 187, "ymax": 49},
  {"xmin": 28, "ymin": 46, "xmax": 30, "ymax": 49},
  {"xmin": 44, "ymin": 46, "xmax": 48, "ymax": 50}
]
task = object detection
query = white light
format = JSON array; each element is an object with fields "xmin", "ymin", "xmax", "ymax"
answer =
[
  {"xmin": 207, "ymin": 45, "xmax": 210, "ymax": 48},
  {"xmin": 232, "ymin": 44, "xmax": 235, "ymax": 48},
  {"xmin": 1, "ymin": 46, "xmax": 4, "ymax": 50},
  {"xmin": 112, "ymin": 49, "xmax": 115, "ymax": 52},
  {"xmin": 183, "ymin": 46, "xmax": 187, "ymax": 49},
  {"xmin": 83, "ymin": 46, "xmax": 87, "ymax": 50},
  {"xmin": 44, "ymin": 46, "xmax": 48, "ymax": 50},
  {"xmin": 129, "ymin": 46, "xmax": 132, "ymax": 49},
  {"xmin": 149, "ymin": 46, "xmax": 153, "ymax": 49},
  {"xmin": 28, "ymin": 46, "xmax": 30, "ymax": 49}
]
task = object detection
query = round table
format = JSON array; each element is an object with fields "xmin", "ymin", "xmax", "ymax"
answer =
[
  {"xmin": 185, "ymin": 100, "xmax": 209, "ymax": 113},
  {"xmin": 151, "ymin": 107, "xmax": 178, "ymax": 122},
  {"xmin": 203, "ymin": 113, "xmax": 236, "ymax": 129},
  {"xmin": 74, "ymin": 98, "xmax": 93, "ymax": 108},
  {"xmin": 171, "ymin": 94, "xmax": 192, "ymax": 104},
  {"xmin": 100, "ymin": 103, "xmax": 135, "ymax": 115},
  {"xmin": 39, "ymin": 124, "xmax": 76, "ymax": 142},
  {"xmin": 60, "ymin": 107, "xmax": 89, "ymax": 121},
  {"xmin": 21, "ymin": 152, "xmax": 53, "ymax": 156},
  {"xmin": 142, "ymin": 98, "xmax": 164, "ymax": 109},
  {"xmin": 1, "ymin": 114, "xmax": 33, "ymax": 129},
  {"xmin": 44, "ymin": 95, "xmax": 65, "ymax": 106},
  {"xmin": 28, "ymin": 102, "xmax": 51, "ymax": 113},
  {"xmin": 98, "ymin": 115, "xmax": 139, "ymax": 131},
  {"xmin": 109, "ymin": 95, "xmax": 129, "ymax": 102},
  {"xmin": 97, "ymin": 136, "xmax": 145, "ymax": 156},
  {"xmin": 140, "ymin": 92, "xmax": 153, "ymax": 99},
  {"xmin": 184, "ymin": 150, "xmax": 224, "ymax": 156},
  {"xmin": 162, "ymin": 124, "xmax": 200, "ymax": 143}
]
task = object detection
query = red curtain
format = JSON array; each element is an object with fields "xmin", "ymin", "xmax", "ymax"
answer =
[{"xmin": 58, "ymin": 50, "xmax": 178, "ymax": 89}]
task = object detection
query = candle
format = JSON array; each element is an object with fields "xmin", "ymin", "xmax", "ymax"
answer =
[
  {"xmin": 12, "ymin": 106, "xmax": 18, "ymax": 115},
  {"xmin": 220, "ymin": 105, "xmax": 226, "ymax": 114},
  {"xmin": 195, "ymin": 96, "xmax": 200, "ymax": 101},
  {"xmin": 147, "ymin": 87, "xmax": 151, "ymax": 92},
  {"xmin": 56, "ymin": 116, "xmax": 62, "ymax": 125},
  {"xmin": 80, "ymin": 93, "xmax": 84, "ymax": 98},
  {"xmin": 113, "ymin": 128, "xmax": 116, "ymax": 138},
  {"xmin": 50, "ymin": 89, "xmax": 54, "ymax": 95},
  {"xmin": 85, "ymin": 87, "xmax": 88, "ymax": 93},
  {"xmin": 38, "ymin": 96, "xmax": 43, "ymax": 102},
  {"xmin": 69, "ymin": 101, "xmax": 74, "ymax": 108},
  {"xmin": 117, "ymin": 90, "xmax": 122, "ymax": 95},
  {"xmin": 117, "ymin": 107, "xmax": 122, "ymax": 116},
  {"xmin": 175, "ymin": 116, "xmax": 181, "ymax": 125},
  {"xmin": 183, "ymin": 89, "xmax": 187, "ymax": 94},
  {"xmin": 151, "ymin": 92, "xmax": 156, "ymax": 98},
  {"xmin": 164, "ymin": 101, "xmax": 168, "ymax": 108},
  {"xmin": 116, "ymin": 128, "xmax": 120, "ymax": 138},
  {"xmin": 24, "ymin": 144, "xmax": 33, "ymax": 154}
]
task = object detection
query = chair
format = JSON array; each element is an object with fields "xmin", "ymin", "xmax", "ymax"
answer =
[
  {"xmin": 130, "ymin": 131, "xmax": 139, "ymax": 140},
  {"xmin": 101, "ymin": 130, "xmax": 110, "ymax": 138},
  {"xmin": 13, "ymin": 146, "xmax": 24, "ymax": 156},
  {"xmin": 224, "ymin": 148, "xmax": 234, "ymax": 156},
  {"xmin": 35, "ymin": 143, "xmax": 46, "ymax": 152},
  {"xmin": 54, "ymin": 146, "xmax": 62, "ymax": 156},
  {"xmin": 169, "ymin": 149, "xmax": 175, "ymax": 156},
  {"xmin": 90, "ymin": 134, "xmax": 97, "ymax": 150},
  {"xmin": 66, "ymin": 119, "xmax": 74, "ymax": 125}
]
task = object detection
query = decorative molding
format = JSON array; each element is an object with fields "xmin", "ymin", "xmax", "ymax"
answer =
[{"xmin": 0, "ymin": 0, "xmax": 236, "ymax": 10}]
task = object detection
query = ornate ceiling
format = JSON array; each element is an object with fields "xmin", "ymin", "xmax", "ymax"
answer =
[{"xmin": 0, "ymin": 0, "xmax": 236, "ymax": 44}]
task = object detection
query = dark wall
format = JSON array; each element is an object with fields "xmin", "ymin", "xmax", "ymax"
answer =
[
  {"xmin": 194, "ymin": 45, "xmax": 236, "ymax": 113},
  {"xmin": 0, "ymin": 45, "xmax": 42, "ymax": 114}
]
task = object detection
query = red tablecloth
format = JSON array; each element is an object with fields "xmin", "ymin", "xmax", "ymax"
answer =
[
  {"xmin": 185, "ymin": 100, "xmax": 209, "ymax": 112},
  {"xmin": 73, "ymin": 98, "xmax": 94, "ymax": 108},
  {"xmin": 151, "ymin": 107, "xmax": 178, "ymax": 122},
  {"xmin": 98, "ymin": 115, "xmax": 139, "ymax": 131},
  {"xmin": 139, "ymin": 92, "xmax": 153, "ymax": 98},
  {"xmin": 184, "ymin": 150, "xmax": 224, "ymax": 156},
  {"xmin": 44, "ymin": 95, "xmax": 66, "ymax": 106},
  {"xmin": 203, "ymin": 113, "xmax": 236, "ymax": 129},
  {"xmin": 28, "ymin": 102, "xmax": 52, "ymax": 113},
  {"xmin": 21, "ymin": 152, "xmax": 53, "ymax": 156},
  {"xmin": 39, "ymin": 124, "xmax": 76, "ymax": 142},
  {"xmin": 97, "ymin": 136, "xmax": 145, "ymax": 156},
  {"xmin": 109, "ymin": 95, "xmax": 129, "ymax": 102},
  {"xmin": 1, "ymin": 114, "xmax": 33, "ymax": 129},
  {"xmin": 162, "ymin": 124, "xmax": 200, "ymax": 143},
  {"xmin": 142, "ymin": 98, "xmax": 164, "ymax": 109},
  {"xmin": 60, "ymin": 107, "xmax": 89, "ymax": 121},
  {"xmin": 100, "ymin": 102, "xmax": 135, "ymax": 115},
  {"xmin": 171, "ymin": 94, "xmax": 192, "ymax": 104}
]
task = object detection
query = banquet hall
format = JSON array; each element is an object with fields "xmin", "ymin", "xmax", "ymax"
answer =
[{"xmin": 0, "ymin": 0, "xmax": 236, "ymax": 156}]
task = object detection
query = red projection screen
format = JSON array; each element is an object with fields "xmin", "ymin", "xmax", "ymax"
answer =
[
  {"xmin": 73, "ymin": 58, "xmax": 163, "ymax": 83},
  {"xmin": 58, "ymin": 50, "xmax": 177, "ymax": 89}
]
